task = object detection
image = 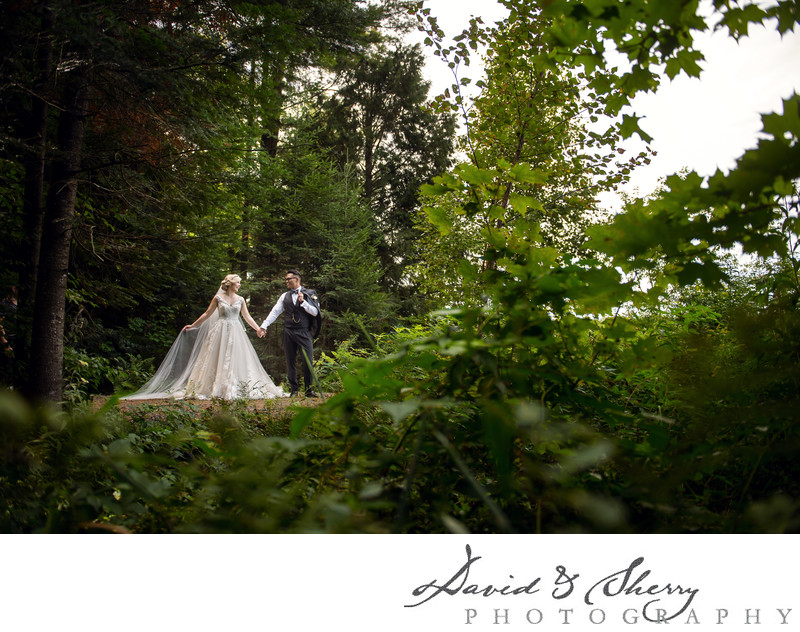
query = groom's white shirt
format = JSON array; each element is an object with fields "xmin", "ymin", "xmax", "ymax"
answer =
[{"xmin": 260, "ymin": 287, "xmax": 318, "ymax": 329}]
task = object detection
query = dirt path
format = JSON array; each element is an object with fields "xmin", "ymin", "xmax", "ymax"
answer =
[{"xmin": 92, "ymin": 393, "xmax": 330, "ymax": 413}]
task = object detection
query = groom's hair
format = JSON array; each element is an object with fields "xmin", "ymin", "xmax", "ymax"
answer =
[{"xmin": 287, "ymin": 269, "xmax": 301, "ymax": 280}]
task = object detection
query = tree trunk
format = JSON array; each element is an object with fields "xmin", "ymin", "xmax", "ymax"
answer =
[
  {"xmin": 260, "ymin": 65, "xmax": 284, "ymax": 158},
  {"xmin": 363, "ymin": 113, "xmax": 376, "ymax": 200},
  {"xmin": 240, "ymin": 208, "xmax": 251, "ymax": 275},
  {"xmin": 27, "ymin": 62, "xmax": 91, "ymax": 403},
  {"xmin": 16, "ymin": 3, "xmax": 54, "ymax": 386},
  {"xmin": 364, "ymin": 138, "xmax": 374, "ymax": 200}
]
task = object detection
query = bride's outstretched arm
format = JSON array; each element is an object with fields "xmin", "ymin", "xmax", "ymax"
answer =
[
  {"xmin": 183, "ymin": 297, "xmax": 217, "ymax": 331},
  {"xmin": 239, "ymin": 299, "xmax": 261, "ymax": 332}
]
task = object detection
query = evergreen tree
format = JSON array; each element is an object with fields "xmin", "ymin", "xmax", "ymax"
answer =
[
  {"xmin": 249, "ymin": 139, "xmax": 393, "ymax": 351},
  {"xmin": 317, "ymin": 43, "xmax": 456, "ymax": 310}
]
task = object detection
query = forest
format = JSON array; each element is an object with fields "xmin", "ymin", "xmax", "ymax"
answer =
[{"xmin": 0, "ymin": 0, "xmax": 798, "ymax": 534}]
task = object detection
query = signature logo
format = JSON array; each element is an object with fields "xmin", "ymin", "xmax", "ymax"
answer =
[{"xmin": 406, "ymin": 544, "xmax": 698, "ymax": 622}]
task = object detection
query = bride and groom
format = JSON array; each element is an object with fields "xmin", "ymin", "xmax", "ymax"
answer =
[{"xmin": 123, "ymin": 271, "xmax": 321, "ymax": 401}]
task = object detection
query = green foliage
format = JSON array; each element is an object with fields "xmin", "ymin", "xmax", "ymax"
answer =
[
  {"xmin": 284, "ymin": 251, "xmax": 800, "ymax": 532},
  {"xmin": 2, "ymin": 0, "xmax": 799, "ymax": 534},
  {"xmin": 412, "ymin": 4, "xmax": 653, "ymax": 307},
  {"xmin": 280, "ymin": 0, "xmax": 800, "ymax": 534},
  {"xmin": 1, "ymin": 391, "xmax": 126, "ymax": 532},
  {"xmin": 611, "ymin": 281, "xmax": 800, "ymax": 532},
  {"xmin": 62, "ymin": 347, "xmax": 153, "ymax": 406},
  {"xmin": 0, "ymin": 389, "xmax": 416, "ymax": 533}
]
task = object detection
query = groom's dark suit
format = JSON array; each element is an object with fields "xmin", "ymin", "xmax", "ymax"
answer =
[{"xmin": 260, "ymin": 285, "xmax": 321, "ymax": 395}]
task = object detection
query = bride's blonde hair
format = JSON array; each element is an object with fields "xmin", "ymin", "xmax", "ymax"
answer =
[{"xmin": 220, "ymin": 274, "xmax": 241, "ymax": 291}]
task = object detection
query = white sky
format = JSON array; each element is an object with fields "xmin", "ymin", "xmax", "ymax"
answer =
[{"xmin": 412, "ymin": 0, "xmax": 800, "ymax": 202}]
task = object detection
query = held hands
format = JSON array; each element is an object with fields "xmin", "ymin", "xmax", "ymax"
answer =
[{"xmin": 257, "ymin": 327, "xmax": 266, "ymax": 338}]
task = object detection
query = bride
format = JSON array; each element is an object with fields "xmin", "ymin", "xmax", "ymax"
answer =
[{"xmin": 122, "ymin": 274, "xmax": 287, "ymax": 400}]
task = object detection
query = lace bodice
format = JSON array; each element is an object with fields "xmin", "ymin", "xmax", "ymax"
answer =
[{"xmin": 216, "ymin": 295, "xmax": 243, "ymax": 321}]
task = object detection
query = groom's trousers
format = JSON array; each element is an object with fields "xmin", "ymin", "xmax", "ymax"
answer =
[{"xmin": 284, "ymin": 327, "xmax": 314, "ymax": 394}]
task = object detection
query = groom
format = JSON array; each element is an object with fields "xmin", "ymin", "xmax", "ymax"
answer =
[{"xmin": 258, "ymin": 269, "xmax": 321, "ymax": 397}]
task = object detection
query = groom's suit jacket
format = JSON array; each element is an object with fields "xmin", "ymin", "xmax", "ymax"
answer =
[{"xmin": 282, "ymin": 287, "xmax": 322, "ymax": 339}]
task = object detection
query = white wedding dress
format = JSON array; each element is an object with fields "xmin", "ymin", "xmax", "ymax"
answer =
[{"xmin": 122, "ymin": 294, "xmax": 287, "ymax": 400}]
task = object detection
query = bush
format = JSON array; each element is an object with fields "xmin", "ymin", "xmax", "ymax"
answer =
[{"xmin": 63, "ymin": 347, "xmax": 154, "ymax": 404}]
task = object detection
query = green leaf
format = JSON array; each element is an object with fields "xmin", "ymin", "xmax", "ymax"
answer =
[
  {"xmin": 421, "ymin": 172, "xmax": 462, "ymax": 196},
  {"xmin": 488, "ymin": 204, "xmax": 506, "ymax": 222},
  {"xmin": 720, "ymin": 4, "xmax": 768, "ymax": 38},
  {"xmin": 665, "ymin": 49, "xmax": 704, "ymax": 79},
  {"xmin": 509, "ymin": 193, "xmax": 544, "ymax": 215},
  {"xmin": 107, "ymin": 438, "xmax": 132, "ymax": 458},
  {"xmin": 646, "ymin": 424, "xmax": 671, "ymax": 450},
  {"xmin": 380, "ymin": 400, "xmax": 421, "ymax": 424},
  {"xmin": 620, "ymin": 64, "xmax": 659, "ymax": 95},
  {"xmin": 508, "ymin": 162, "xmax": 549, "ymax": 185},
  {"xmin": 768, "ymin": 1, "xmax": 800, "ymax": 34},
  {"xmin": 456, "ymin": 163, "xmax": 496, "ymax": 186},
  {"xmin": 619, "ymin": 114, "xmax": 653, "ymax": 143},
  {"xmin": 761, "ymin": 95, "xmax": 800, "ymax": 142},
  {"xmin": 675, "ymin": 261, "xmax": 727, "ymax": 287},
  {"xmin": 481, "ymin": 401, "xmax": 517, "ymax": 483},
  {"xmin": 289, "ymin": 407, "xmax": 316, "ymax": 439},
  {"xmin": 425, "ymin": 206, "xmax": 453, "ymax": 236},
  {"xmin": 358, "ymin": 481, "xmax": 384, "ymax": 500}
]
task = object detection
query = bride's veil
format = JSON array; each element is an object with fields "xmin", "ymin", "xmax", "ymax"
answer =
[{"xmin": 121, "ymin": 286, "xmax": 224, "ymax": 399}]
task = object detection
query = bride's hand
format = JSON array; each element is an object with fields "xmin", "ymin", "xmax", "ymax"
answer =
[{"xmin": 183, "ymin": 324, "xmax": 194, "ymax": 332}]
